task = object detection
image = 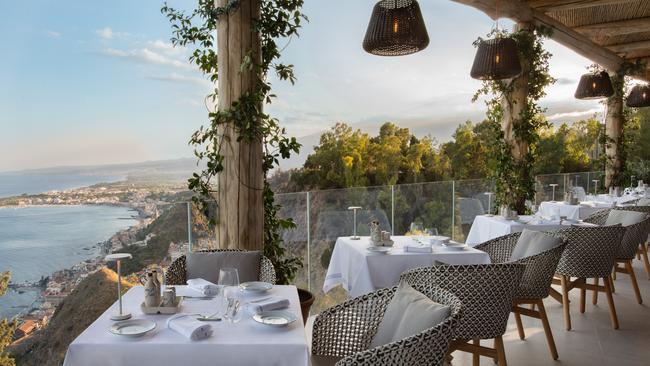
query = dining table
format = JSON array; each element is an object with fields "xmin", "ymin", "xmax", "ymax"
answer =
[
  {"xmin": 538, "ymin": 200, "xmax": 613, "ymax": 220},
  {"xmin": 465, "ymin": 214, "xmax": 597, "ymax": 247},
  {"xmin": 63, "ymin": 285, "xmax": 309, "ymax": 366},
  {"xmin": 323, "ymin": 236, "xmax": 491, "ymax": 298}
]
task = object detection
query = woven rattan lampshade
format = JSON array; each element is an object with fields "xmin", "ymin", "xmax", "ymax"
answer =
[
  {"xmin": 626, "ymin": 84, "xmax": 650, "ymax": 107},
  {"xmin": 363, "ymin": 0, "xmax": 429, "ymax": 56},
  {"xmin": 470, "ymin": 37, "xmax": 522, "ymax": 80},
  {"xmin": 574, "ymin": 71, "xmax": 614, "ymax": 100}
]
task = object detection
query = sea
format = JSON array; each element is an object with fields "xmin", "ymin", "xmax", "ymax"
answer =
[{"xmin": 0, "ymin": 175, "xmax": 138, "ymax": 319}]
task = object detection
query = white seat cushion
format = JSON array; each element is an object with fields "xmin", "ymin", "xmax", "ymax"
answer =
[
  {"xmin": 186, "ymin": 251, "xmax": 261, "ymax": 284},
  {"xmin": 637, "ymin": 198, "xmax": 650, "ymax": 206},
  {"xmin": 605, "ymin": 210, "xmax": 648, "ymax": 227},
  {"xmin": 510, "ymin": 229, "xmax": 563, "ymax": 261},
  {"xmin": 370, "ymin": 281, "xmax": 450, "ymax": 348}
]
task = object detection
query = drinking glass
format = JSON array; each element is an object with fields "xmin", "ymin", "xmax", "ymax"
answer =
[
  {"xmin": 425, "ymin": 228, "xmax": 438, "ymax": 237},
  {"xmin": 410, "ymin": 222, "xmax": 423, "ymax": 242},
  {"xmin": 219, "ymin": 268, "xmax": 241, "ymax": 323}
]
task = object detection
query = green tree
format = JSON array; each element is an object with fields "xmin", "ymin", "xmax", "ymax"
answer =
[{"xmin": 0, "ymin": 271, "xmax": 16, "ymax": 366}]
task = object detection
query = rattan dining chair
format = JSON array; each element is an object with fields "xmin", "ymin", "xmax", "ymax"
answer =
[
  {"xmin": 310, "ymin": 285, "xmax": 462, "ymax": 366},
  {"xmin": 550, "ymin": 225, "xmax": 626, "ymax": 330},
  {"xmin": 475, "ymin": 232, "xmax": 566, "ymax": 360},
  {"xmin": 164, "ymin": 249, "xmax": 276, "ymax": 285},
  {"xmin": 613, "ymin": 206, "xmax": 650, "ymax": 280},
  {"xmin": 584, "ymin": 208, "xmax": 650, "ymax": 304},
  {"xmin": 400, "ymin": 263, "xmax": 525, "ymax": 366}
]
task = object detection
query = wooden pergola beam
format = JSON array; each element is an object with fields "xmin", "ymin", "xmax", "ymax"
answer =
[
  {"xmin": 608, "ymin": 40, "xmax": 650, "ymax": 59},
  {"xmin": 528, "ymin": 0, "xmax": 637, "ymax": 12},
  {"xmin": 575, "ymin": 17, "xmax": 650, "ymax": 37}
]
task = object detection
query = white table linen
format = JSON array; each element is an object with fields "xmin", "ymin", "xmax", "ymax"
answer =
[
  {"xmin": 539, "ymin": 201, "xmax": 613, "ymax": 220},
  {"xmin": 597, "ymin": 194, "xmax": 641, "ymax": 205},
  {"xmin": 465, "ymin": 215, "xmax": 595, "ymax": 246},
  {"xmin": 63, "ymin": 285, "xmax": 309, "ymax": 366},
  {"xmin": 323, "ymin": 236, "xmax": 491, "ymax": 298}
]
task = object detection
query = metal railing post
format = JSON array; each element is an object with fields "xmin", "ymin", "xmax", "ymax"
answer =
[
  {"xmin": 187, "ymin": 202, "xmax": 192, "ymax": 252},
  {"xmin": 391, "ymin": 185, "xmax": 395, "ymax": 235},
  {"xmin": 306, "ymin": 191, "xmax": 311, "ymax": 292},
  {"xmin": 451, "ymin": 180, "xmax": 456, "ymax": 241}
]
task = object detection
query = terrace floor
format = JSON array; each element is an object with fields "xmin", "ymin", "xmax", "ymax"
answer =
[{"xmin": 306, "ymin": 258, "xmax": 650, "ymax": 365}]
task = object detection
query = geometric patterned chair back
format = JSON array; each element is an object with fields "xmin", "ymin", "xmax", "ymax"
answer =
[
  {"xmin": 475, "ymin": 232, "xmax": 567, "ymax": 300},
  {"xmin": 555, "ymin": 225, "xmax": 626, "ymax": 278},
  {"xmin": 618, "ymin": 217, "xmax": 650, "ymax": 260},
  {"xmin": 164, "ymin": 248, "xmax": 276, "ymax": 286},
  {"xmin": 400, "ymin": 263, "xmax": 524, "ymax": 341}
]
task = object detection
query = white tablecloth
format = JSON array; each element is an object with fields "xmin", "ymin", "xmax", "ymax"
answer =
[
  {"xmin": 597, "ymin": 194, "xmax": 641, "ymax": 205},
  {"xmin": 324, "ymin": 236, "xmax": 491, "ymax": 298},
  {"xmin": 465, "ymin": 215, "xmax": 595, "ymax": 246},
  {"xmin": 539, "ymin": 201, "xmax": 613, "ymax": 220},
  {"xmin": 63, "ymin": 285, "xmax": 309, "ymax": 366}
]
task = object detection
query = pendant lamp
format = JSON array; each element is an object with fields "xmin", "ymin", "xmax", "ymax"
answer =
[
  {"xmin": 363, "ymin": 0, "xmax": 429, "ymax": 56},
  {"xmin": 574, "ymin": 71, "xmax": 614, "ymax": 100},
  {"xmin": 626, "ymin": 84, "xmax": 650, "ymax": 107},
  {"xmin": 470, "ymin": 37, "xmax": 522, "ymax": 80}
]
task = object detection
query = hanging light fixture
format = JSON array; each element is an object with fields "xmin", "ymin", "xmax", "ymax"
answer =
[
  {"xmin": 363, "ymin": 0, "xmax": 429, "ymax": 56},
  {"xmin": 626, "ymin": 84, "xmax": 650, "ymax": 107},
  {"xmin": 574, "ymin": 71, "xmax": 614, "ymax": 100},
  {"xmin": 469, "ymin": 0, "xmax": 521, "ymax": 80},
  {"xmin": 470, "ymin": 37, "xmax": 522, "ymax": 80}
]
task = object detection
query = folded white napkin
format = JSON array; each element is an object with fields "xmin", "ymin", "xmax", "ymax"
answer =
[
  {"xmin": 166, "ymin": 314, "xmax": 213, "ymax": 341},
  {"xmin": 186, "ymin": 278, "xmax": 220, "ymax": 296},
  {"xmin": 404, "ymin": 244, "xmax": 433, "ymax": 253},
  {"xmin": 248, "ymin": 296, "xmax": 290, "ymax": 313}
]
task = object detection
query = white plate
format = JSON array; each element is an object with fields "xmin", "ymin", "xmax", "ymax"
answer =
[
  {"xmin": 429, "ymin": 236, "xmax": 450, "ymax": 244},
  {"xmin": 109, "ymin": 319, "xmax": 156, "ymax": 337},
  {"xmin": 443, "ymin": 243, "xmax": 467, "ymax": 251},
  {"xmin": 253, "ymin": 310, "xmax": 297, "ymax": 327},
  {"xmin": 367, "ymin": 246, "xmax": 391, "ymax": 254},
  {"xmin": 240, "ymin": 281, "xmax": 273, "ymax": 293}
]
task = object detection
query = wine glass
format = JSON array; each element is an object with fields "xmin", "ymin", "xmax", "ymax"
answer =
[{"xmin": 409, "ymin": 222, "xmax": 423, "ymax": 243}]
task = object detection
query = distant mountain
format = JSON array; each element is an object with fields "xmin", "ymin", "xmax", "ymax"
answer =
[{"xmin": 1, "ymin": 158, "xmax": 202, "ymax": 183}]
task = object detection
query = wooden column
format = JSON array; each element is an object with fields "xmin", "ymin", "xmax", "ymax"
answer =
[
  {"xmin": 216, "ymin": 0, "xmax": 264, "ymax": 250},
  {"xmin": 605, "ymin": 71, "xmax": 624, "ymax": 189},
  {"xmin": 500, "ymin": 22, "xmax": 532, "ymax": 212}
]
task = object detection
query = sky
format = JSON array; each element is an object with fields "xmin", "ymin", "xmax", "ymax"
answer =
[{"xmin": 0, "ymin": 0, "xmax": 607, "ymax": 172}]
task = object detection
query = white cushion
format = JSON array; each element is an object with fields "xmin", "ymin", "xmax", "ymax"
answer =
[
  {"xmin": 186, "ymin": 251, "xmax": 261, "ymax": 284},
  {"xmin": 605, "ymin": 210, "xmax": 648, "ymax": 227},
  {"xmin": 370, "ymin": 281, "xmax": 450, "ymax": 348},
  {"xmin": 510, "ymin": 229, "xmax": 563, "ymax": 261}
]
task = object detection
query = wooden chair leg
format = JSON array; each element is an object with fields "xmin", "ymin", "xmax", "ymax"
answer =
[
  {"xmin": 640, "ymin": 243, "xmax": 650, "ymax": 280},
  {"xmin": 612, "ymin": 269, "xmax": 617, "ymax": 281},
  {"xmin": 472, "ymin": 339, "xmax": 480, "ymax": 366},
  {"xmin": 537, "ymin": 300, "xmax": 559, "ymax": 360},
  {"xmin": 592, "ymin": 277, "xmax": 599, "ymax": 305},
  {"xmin": 610, "ymin": 273, "xmax": 616, "ymax": 293},
  {"xmin": 514, "ymin": 312, "xmax": 525, "ymax": 340},
  {"xmin": 580, "ymin": 282, "xmax": 586, "ymax": 313},
  {"xmin": 625, "ymin": 260, "xmax": 643, "ymax": 304},
  {"xmin": 561, "ymin": 275, "xmax": 571, "ymax": 331},
  {"xmin": 494, "ymin": 336, "xmax": 507, "ymax": 366},
  {"xmin": 603, "ymin": 276, "xmax": 619, "ymax": 330}
]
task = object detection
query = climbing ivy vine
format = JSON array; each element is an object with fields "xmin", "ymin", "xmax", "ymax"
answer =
[
  {"xmin": 162, "ymin": 0, "xmax": 306, "ymax": 284},
  {"xmin": 472, "ymin": 27, "xmax": 555, "ymax": 213}
]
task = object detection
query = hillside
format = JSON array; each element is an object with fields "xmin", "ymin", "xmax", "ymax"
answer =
[{"xmin": 11, "ymin": 268, "xmax": 136, "ymax": 366}]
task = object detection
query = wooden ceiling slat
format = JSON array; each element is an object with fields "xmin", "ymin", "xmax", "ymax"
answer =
[
  {"xmin": 575, "ymin": 17, "xmax": 650, "ymax": 37},
  {"xmin": 528, "ymin": 0, "xmax": 637, "ymax": 12}
]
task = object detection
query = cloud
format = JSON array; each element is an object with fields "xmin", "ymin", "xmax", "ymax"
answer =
[
  {"xmin": 546, "ymin": 108, "xmax": 602, "ymax": 121},
  {"xmin": 146, "ymin": 73, "xmax": 212, "ymax": 87},
  {"xmin": 96, "ymin": 27, "xmax": 114, "ymax": 39},
  {"xmin": 555, "ymin": 77, "xmax": 576, "ymax": 85},
  {"xmin": 44, "ymin": 30, "xmax": 61, "ymax": 38},
  {"xmin": 100, "ymin": 47, "xmax": 193, "ymax": 70},
  {"xmin": 148, "ymin": 40, "xmax": 185, "ymax": 56},
  {"xmin": 95, "ymin": 27, "xmax": 130, "ymax": 40}
]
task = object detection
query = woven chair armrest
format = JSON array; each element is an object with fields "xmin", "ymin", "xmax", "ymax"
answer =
[
  {"xmin": 475, "ymin": 233, "xmax": 521, "ymax": 263},
  {"xmin": 583, "ymin": 209, "xmax": 610, "ymax": 225},
  {"xmin": 335, "ymin": 312, "xmax": 460, "ymax": 366},
  {"xmin": 312, "ymin": 288, "xmax": 395, "ymax": 357}
]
